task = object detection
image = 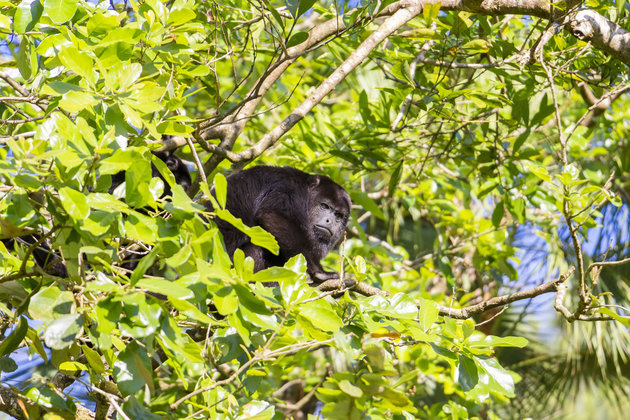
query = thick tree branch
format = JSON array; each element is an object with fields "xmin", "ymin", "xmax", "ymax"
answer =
[
  {"xmin": 202, "ymin": 2, "xmax": 427, "ymax": 167},
  {"xmin": 434, "ymin": 268, "xmax": 575, "ymax": 319},
  {"xmin": 570, "ymin": 9, "xmax": 630, "ymax": 65},
  {"xmin": 577, "ymin": 82, "xmax": 625, "ymax": 127},
  {"xmin": 186, "ymin": 0, "xmax": 626, "ymax": 164}
]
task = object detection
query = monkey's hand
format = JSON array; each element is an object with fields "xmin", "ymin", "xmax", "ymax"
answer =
[
  {"xmin": 309, "ymin": 271, "xmax": 357, "ymax": 289},
  {"xmin": 310, "ymin": 270, "xmax": 340, "ymax": 283},
  {"xmin": 315, "ymin": 277, "xmax": 390, "ymax": 297}
]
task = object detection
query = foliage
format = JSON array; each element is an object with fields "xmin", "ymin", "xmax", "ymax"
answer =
[{"xmin": 0, "ymin": 0, "xmax": 629, "ymax": 419}]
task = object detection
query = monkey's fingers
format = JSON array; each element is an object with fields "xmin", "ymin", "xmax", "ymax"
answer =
[{"xmin": 315, "ymin": 278, "xmax": 390, "ymax": 297}]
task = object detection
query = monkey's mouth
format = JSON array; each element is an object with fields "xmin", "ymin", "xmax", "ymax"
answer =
[{"xmin": 314, "ymin": 225, "xmax": 332, "ymax": 238}]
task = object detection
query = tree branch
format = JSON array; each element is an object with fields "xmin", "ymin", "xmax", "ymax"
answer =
[{"xmin": 434, "ymin": 268, "xmax": 575, "ymax": 319}]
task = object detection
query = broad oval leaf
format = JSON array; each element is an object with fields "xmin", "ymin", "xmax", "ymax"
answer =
[
  {"xmin": 43, "ymin": 0, "xmax": 77, "ymax": 24},
  {"xmin": 14, "ymin": 0, "xmax": 43, "ymax": 33},
  {"xmin": 457, "ymin": 354, "xmax": 479, "ymax": 391},
  {"xmin": 299, "ymin": 300, "xmax": 342, "ymax": 332},
  {"xmin": 418, "ymin": 298, "xmax": 438, "ymax": 332},
  {"xmin": 30, "ymin": 286, "xmax": 74, "ymax": 322},
  {"xmin": 338, "ymin": 379, "xmax": 363, "ymax": 398},
  {"xmin": 59, "ymin": 187, "xmax": 90, "ymax": 220},
  {"xmin": 42, "ymin": 314, "xmax": 83, "ymax": 350}
]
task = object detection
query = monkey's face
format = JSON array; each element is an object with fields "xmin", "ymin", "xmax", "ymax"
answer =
[
  {"xmin": 308, "ymin": 177, "xmax": 351, "ymax": 250},
  {"xmin": 152, "ymin": 151, "xmax": 192, "ymax": 193}
]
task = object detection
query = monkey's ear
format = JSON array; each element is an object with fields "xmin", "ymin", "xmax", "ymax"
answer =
[{"xmin": 308, "ymin": 175, "xmax": 321, "ymax": 188}]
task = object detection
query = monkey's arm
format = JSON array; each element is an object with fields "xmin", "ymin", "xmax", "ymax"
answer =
[{"xmin": 257, "ymin": 211, "xmax": 338, "ymax": 283}]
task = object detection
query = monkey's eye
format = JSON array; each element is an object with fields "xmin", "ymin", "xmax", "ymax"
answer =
[
  {"xmin": 334, "ymin": 211, "xmax": 344, "ymax": 220},
  {"xmin": 320, "ymin": 203, "xmax": 330, "ymax": 210}
]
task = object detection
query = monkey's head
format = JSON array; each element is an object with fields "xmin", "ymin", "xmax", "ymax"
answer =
[
  {"xmin": 152, "ymin": 151, "xmax": 192, "ymax": 194},
  {"xmin": 308, "ymin": 175, "xmax": 351, "ymax": 252}
]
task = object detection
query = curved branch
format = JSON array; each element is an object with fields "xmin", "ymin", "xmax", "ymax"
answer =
[
  {"xmin": 434, "ymin": 268, "xmax": 575, "ymax": 319},
  {"xmin": 181, "ymin": 0, "xmax": 630, "ymax": 194},
  {"xmin": 207, "ymin": 2, "xmax": 426, "ymax": 165},
  {"xmin": 570, "ymin": 9, "xmax": 630, "ymax": 65}
]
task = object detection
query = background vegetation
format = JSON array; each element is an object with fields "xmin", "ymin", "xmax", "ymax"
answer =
[{"xmin": 1, "ymin": 0, "xmax": 630, "ymax": 418}]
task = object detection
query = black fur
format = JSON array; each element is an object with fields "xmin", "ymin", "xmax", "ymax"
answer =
[
  {"xmin": 109, "ymin": 150, "xmax": 191, "ymax": 197},
  {"xmin": 3, "ymin": 150, "xmax": 191, "ymax": 278},
  {"xmin": 209, "ymin": 166, "xmax": 351, "ymax": 283}
]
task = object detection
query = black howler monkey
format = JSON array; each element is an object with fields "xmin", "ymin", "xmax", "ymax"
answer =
[
  {"xmin": 209, "ymin": 166, "xmax": 351, "ymax": 283},
  {"xmin": 2, "ymin": 150, "xmax": 191, "ymax": 278},
  {"xmin": 109, "ymin": 150, "xmax": 192, "ymax": 196}
]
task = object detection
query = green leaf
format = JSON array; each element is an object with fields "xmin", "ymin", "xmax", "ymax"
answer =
[
  {"xmin": 299, "ymin": 300, "xmax": 342, "ymax": 332},
  {"xmin": 135, "ymin": 277, "xmax": 193, "ymax": 299},
  {"xmin": 423, "ymin": 1, "xmax": 440, "ymax": 25},
  {"xmin": 99, "ymin": 149, "xmax": 138, "ymax": 175},
  {"xmin": 338, "ymin": 380, "xmax": 363, "ymax": 398},
  {"xmin": 87, "ymin": 12, "xmax": 119, "ymax": 36},
  {"xmin": 59, "ymin": 360, "xmax": 87, "ymax": 373},
  {"xmin": 470, "ymin": 335, "xmax": 529, "ymax": 348},
  {"xmin": 365, "ymin": 294, "xmax": 417, "ymax": 319},
  {"xmin": 14, "ymin": 173, "xmax": 40, "ymax": 189},
  {"xmin": 167, "ymin": 7, "xmax": 196, "ymax": 26},
  {"xmin": 240, "ymin": 400, "xmax": 275, "ymax": 420},
  {"xmin": 388, "ymin": 161, "xmax": 403, "ymax": 196},
  {"xmin": 58, "ymin": 46, "xmax": 94, "ymax": 83},
  {"xmin": 42, "ymin": 314, "xmax": 83, "ymax": 350},
  {"xmin": 129, "ymin": 247, "xmax": 158, "ymax": 286},
  {"xmin": 527, "ymin": 162, "xmax": 551, "ymax": 182},
  {"xmin": 168, "ymin": 297, "xmax": 214, "ymax": 324},
  {"xmin": 124, "ymin": 212, "xmax": 158, "ymax": 243},
  {"xmin": 462, "ymin": 319, "xmax": 475, "ymax": 339},
  {"xmin": 95, "ymin": 298, "xmax": 120, "ymax": 334},
  {"xmin": 458, "ymin": 355, "xmax": 479, "ymax": 391},
  {"xmin": 213, "ymin": 286, "xmax": 239, "ymax": 315},
  {"xmin": 30, "ymin": 285, "xmax": 74, "ymax": 322},
  {"xmin": 118, "ymin": 293, "xmax": 162, "ymax": 338},
  {"xmin": 477, "ymin": 356, "xmax": 515, "ymax": 397},
  {"xmin": 59, "ymin": 187, "xmax": 90, "ymax": 220},
  {"xmin": 251, "ymin": 266, "xmax": 300, "ymax": 285},
  {"xmin": 391, "ymin": 61, "xmax": 412, "ymax": 84},
  {"xmin": 297, "ymin": 0, "xmax": 317, "ymax": 18},
  {"xmin": 287, "ymin": 31, "xmax": 308, "ymax": 48},
  {"xmin": 461, "ymin": 39, "xmax": 490, "ymax": 53},
  {"xmin": 124, "ymin": 158, "xmax": 154, "ymax": 208},
  {"xmin": 215, "ymin": 208, "xmax": 279, "ymax": 255},
  {"xmin": 349, "ymin": 191, "xmax": 385, "ymax": 220},
  {"xmin": 491, "ymin": 200, "xmax": 504, "ymax": 228},
  {"xmin": 16, "ymin": 38, "xmax": 32, "ymax": 79},
  {"xmin": 43, "ymin": 0, "xmax": 77, "ymax": 24},
  {"xmin": 113, "ymin": 341, "xmax": 154, "ymax": 396},
  {"xmin": 358, "ymin": 89, "xmax": 371, "ymax": 124},
  {"xmin": 82, "ymin": 344, "xmax": 105, "ymax": 374},
  {"xmin": 59, "ymin": 90, "xmax": 99, "ymax": 113},
  {"xmin": 597, "ymin": 308, "xmax": 630, "ymax": 327},
  {"xmin": 41, "ymin": 81, "xmax": 82, "ymax": 96},
  {"xmin": 164, "ymin": 185, "xmax": 205, "ymax": 219},
  {"xmin": 0, "ymin": 357, "xmax": 18, "ymax": 373},
  {"xmin": 24, "ymin": 387, "xmax": 70, "ymax": 410},
  {"xmin": 14, "ymin": 0, "xmax": 43, "ymax": 33},
  {"xmin": 26, "ymin": 328, "xmax": 48, "ymax": 361},
  {"xmin": 156, "ymin": 121, "xmax": 194, "ymax": 136},
  {"xmin": 213, "ymin": 173, "xmax": 227, "ymax": 209},
  {"xmin": 286, "ymin": 0, "xmax": 316, "ymax": 18},
  {"xmin": 0, "ymin": 316, "xmax": 28, "ymax": 357},
  {"xmin": 418, "ymin": 298, "xmax": 438, "ymax": 332},
  {"xmin": 380, "ymin": 386, "xmax": 414, "ymax": 410}
]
